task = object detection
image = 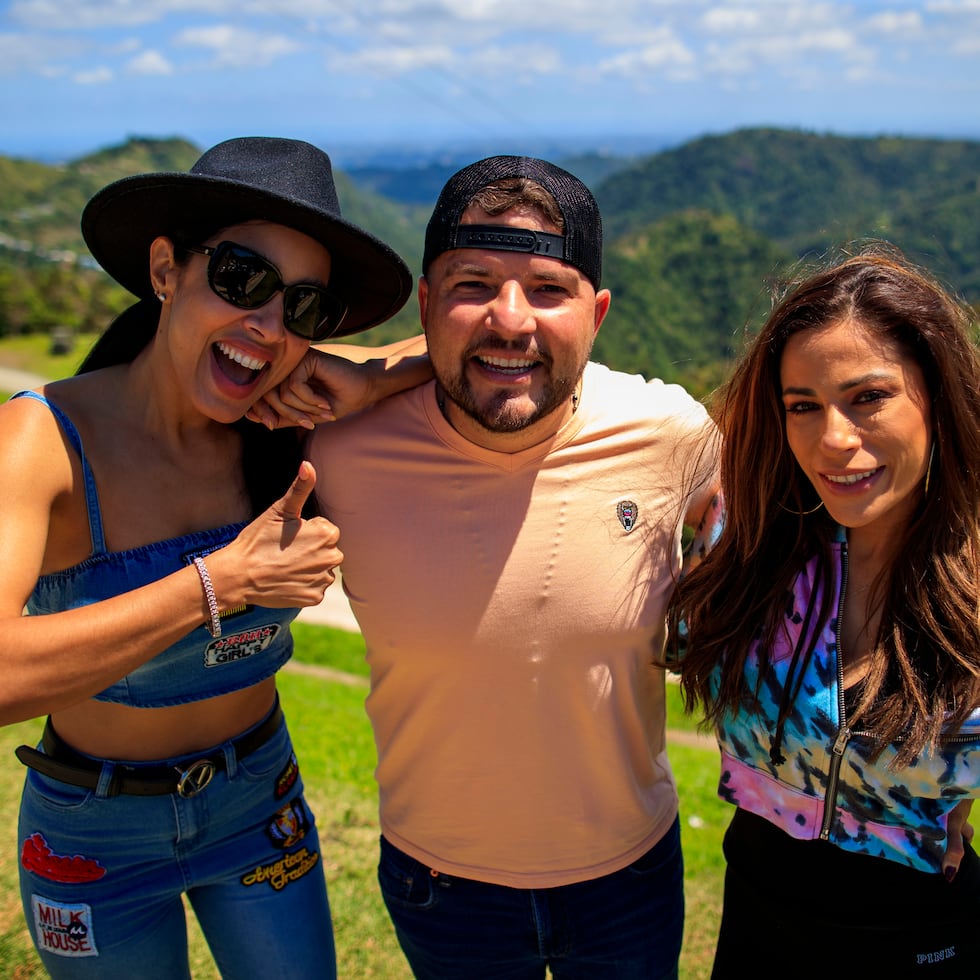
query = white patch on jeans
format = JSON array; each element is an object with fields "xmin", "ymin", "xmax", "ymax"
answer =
[{"xmin": 31, "ymin": 895, "xmax": 99, "ymax": 958}]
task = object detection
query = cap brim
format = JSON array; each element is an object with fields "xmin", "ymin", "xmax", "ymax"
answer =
[{"xmin": 82, "ymin": 173, "xmax": 412, "ymax": 337}]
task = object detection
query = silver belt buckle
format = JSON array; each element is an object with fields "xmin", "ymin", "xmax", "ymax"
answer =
[{"xmin": 176, "ymin": 759, "xmax": 216, "ymax": 798}]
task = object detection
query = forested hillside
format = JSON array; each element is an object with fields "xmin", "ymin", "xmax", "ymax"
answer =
[
  {"xmin": 591, "ymin": 128, "xmax": 980, "ymax": 389},
  {"xmin": 600, "ymin": 128, "xmax": 980, "ymax": 255},
  {"xmin": 2, "ymin": 128, "xmax": 978, "ymax": 395}
]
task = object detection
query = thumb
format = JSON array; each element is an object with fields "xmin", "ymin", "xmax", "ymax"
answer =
[{"xmin": 277, "ymin": 460, "xmax": 317, "ymax": 520}]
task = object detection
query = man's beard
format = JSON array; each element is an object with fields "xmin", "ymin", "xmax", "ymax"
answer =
[{"xmin": 438, "ymin": 357, "xmax": 584, "ymax": 433}]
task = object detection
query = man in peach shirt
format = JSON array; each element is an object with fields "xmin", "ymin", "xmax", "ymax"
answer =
[{"xmin": 308, "ymin": 156, "xmax": 719, "ymax": 979}]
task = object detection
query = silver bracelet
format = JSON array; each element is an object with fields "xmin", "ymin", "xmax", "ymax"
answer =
[{"xmin": 193, "ymin": 556, "xmax": 221, "ymax": 638}]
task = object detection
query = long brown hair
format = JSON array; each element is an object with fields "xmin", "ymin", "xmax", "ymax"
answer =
[{"xmin": 669, "ymin": 245, "xmax": 980, "ymax": 765}]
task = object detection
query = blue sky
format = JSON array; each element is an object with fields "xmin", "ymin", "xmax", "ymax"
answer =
[{"xmin": 2, "ymin": 0, "xmax": 978, "ymax": 164}]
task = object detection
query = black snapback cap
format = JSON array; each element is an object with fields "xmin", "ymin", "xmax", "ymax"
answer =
[{"xmin": 422, "ymin": 155, "xmax": 603, "ymax": 289}]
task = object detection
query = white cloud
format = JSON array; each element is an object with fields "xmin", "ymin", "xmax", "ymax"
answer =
[
  {"xmin": 110, "ymin": 37, "xmax": 142, "ymax": 54},
  {"xmin": 701, "ymin": 1, "xmax": 844, "ymax": 34},
  {"xmin": 330, "ymin": 43, "xmax": 455, "ymax": 74},
  {"xmin": 0, "ymin": 30, "xmax": 86, "ymax": 76},
  {"xmin": 469, "ymin": 43, "xmax": 563, "ymax": 72},
  {"xmin": 7, "ymin": 0, "xmax": 487, "ymax": 34},
  {"xmin": 952, "ymin": 33, "xmax": 980, "ymax": 53},
  {"xmin": 685, "ymin": 0, "xmax": 875, "ymax": 84},
  {"xmin": 865, "ymin": 12, "xmax": 923, "ymax": 34},
  {"xmin": 599, "ymin": 33, "xmax": 696, "ymax": 77},
  {"xmin": 126, "ymin": 49, "xmax": 173, "ymax": 75},
  {"xmin": 175, "ymin": 25, "xmax": 301, "ymax": 68},
  {"xmin": 390, "ymin": 0, "xmax": 654, "ymax": 30},
  {"xmin": 926, "ymin": 1, "xmax": 980, "ymax": 12},
  {"xmin": 701, "ymin": 8, "xmax": 765, "ymax": 33},
  {"xmin": 9, "ymin": 0, "xmax": 160, "ymax": 29},
  {"xmin": 73, "ymin": 65, "xmax": 113, "ymax": 83},
  {"xmin": 9, "ymin": 0, "xmax": 343, "ymax": 31},
  {"xmin": 329, "ymin": 40, "xmax": 563, "ymax": 78},
  {"xmin": 763, "ymin": 30, "xmax": 861, "ymax": 60}
]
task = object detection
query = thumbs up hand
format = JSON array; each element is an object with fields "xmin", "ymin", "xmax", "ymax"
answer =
[{"xmin": 210, "ymin": 461, "xmax": 343, "ymax": 610}]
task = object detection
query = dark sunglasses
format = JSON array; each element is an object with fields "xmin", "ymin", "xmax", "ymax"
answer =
[{"xmin": 186, "ymin": 240, "xmax": 347, "ymax": 341}]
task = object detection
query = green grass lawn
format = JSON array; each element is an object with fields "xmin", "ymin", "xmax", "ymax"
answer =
[
  {"xmin": 0, "ymin": 332, "xmax": 100, "ymax": 383},
  {"xmin": 0, "ymin": 624, "xmax": 726, "ymax": 978}
]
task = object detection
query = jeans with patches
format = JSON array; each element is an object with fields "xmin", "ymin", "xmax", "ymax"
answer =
[
  {"xmin": 378, "ymin": 816, "xmax": 684, "ymax": 980},
  {"xmin": 17, "ymin": 708, "xmax": 334, "ymax": 979}
]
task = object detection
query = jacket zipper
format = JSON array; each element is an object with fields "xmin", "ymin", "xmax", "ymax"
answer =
[{"xmin": 820, "ymin": 540, "xmax": 850, "ymax": 841}]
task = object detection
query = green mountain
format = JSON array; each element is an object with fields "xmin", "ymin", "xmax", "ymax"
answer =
[
  {"xmin": 2, "ymin": 129, "xmax": 978, "ymax": 393},
  {"xmin": 597, "ymin": 210, "xmax": 791, "ymax": 392},
  {"xmin": 589, "ymin": 127, "xmax": 980, "ymax": 388},
  {"xmin": 0, "ymin": 137, "xmax": 201, "ymax": 253},
  {"xmin": 598, "ymin": 127, "xmax": 980, "ymax": 251}
]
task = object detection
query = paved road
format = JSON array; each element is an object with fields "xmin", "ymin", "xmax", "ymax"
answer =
[
  {"xmin": 297, "ymin": 570, "xmax": 360, "ymax": 632},
  {"xmin": 1, "ymin": 363, "xmax": 361, "ymax": 633},
  {"xmin": 0, "ymin": 366, "xmax": 47, "ymax": 391}
]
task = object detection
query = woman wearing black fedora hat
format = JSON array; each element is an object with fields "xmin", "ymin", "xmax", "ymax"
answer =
[{"xmin": 0, "ymin": 136, "xmax": 427, "ymax": 978}]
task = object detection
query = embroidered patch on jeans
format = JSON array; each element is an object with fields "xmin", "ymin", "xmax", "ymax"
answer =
[
  {"xmin": 32, "ymin": 895, "xmax": 99, "ymax": 957},
  {"xmin": 265, "ymin": 797, "xmax": 311, "ymax": 849},
  {"xmin": 241, "ymin": 846, "xmax": 320, "ymax": 891},
  {"xmin": 204, "ymin": 623, "xmax": 280, "ymax": 667},
  {"xmin": 274, "ymin": 753, "xmax": 299, "ymax": 799},
  {"xmin": 21, "ymin": 833, "xmax": 107, "ymax": 883}
]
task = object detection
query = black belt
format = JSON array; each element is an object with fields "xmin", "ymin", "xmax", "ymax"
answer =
[{"xmin": 15, "ymin": 699, "xmax": 283, "ymax": 798}]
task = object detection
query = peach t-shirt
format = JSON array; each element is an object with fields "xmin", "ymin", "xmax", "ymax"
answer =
[{"xmin": 308, "ymin": 362, "xmax": 715, "ymax": 887}]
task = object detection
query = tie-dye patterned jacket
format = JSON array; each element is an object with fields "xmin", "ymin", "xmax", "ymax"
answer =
[{"xmin": 713, "ymin": 527, "xmax": 980, "ymax": 874}]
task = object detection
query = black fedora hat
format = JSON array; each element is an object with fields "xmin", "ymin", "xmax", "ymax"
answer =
[{"xmin": 81, "ymin": 136, "xmax": 412, "ymax": 337}]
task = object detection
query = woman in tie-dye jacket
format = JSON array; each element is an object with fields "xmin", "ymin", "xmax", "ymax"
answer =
[{"xmin": 668, "ymin": 246, "xmax": 980, "ymax": 978}]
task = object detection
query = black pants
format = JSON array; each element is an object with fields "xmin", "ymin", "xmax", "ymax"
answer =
[{"xmin": 712, "ymin": 810, "xmax": 980, "ymax": 979}]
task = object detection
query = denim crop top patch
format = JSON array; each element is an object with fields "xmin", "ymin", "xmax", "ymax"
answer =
[{"xmin": 15, "ymin": 391, "xmax": 298, "ymax": 708}]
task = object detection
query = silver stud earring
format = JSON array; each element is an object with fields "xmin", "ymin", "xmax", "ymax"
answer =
[{"xmin": 156, "ymin": 291, "xmax": 166, "ymax": 302}]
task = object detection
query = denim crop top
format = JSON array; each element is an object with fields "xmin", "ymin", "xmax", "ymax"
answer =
[{"xmin": 15, "ymin": 391, "xmax": 298, "ymax": 708}]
